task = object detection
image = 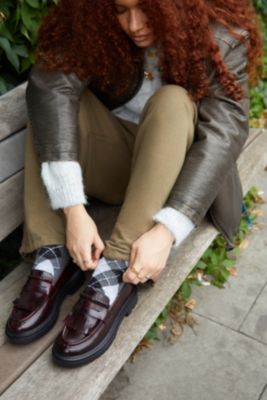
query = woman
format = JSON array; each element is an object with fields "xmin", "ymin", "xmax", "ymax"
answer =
[{"xmin": 5, "ymin": 0, "xmax": 262, "ymax": 367}]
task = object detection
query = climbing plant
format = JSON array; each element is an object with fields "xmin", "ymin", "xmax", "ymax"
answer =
[{"xmin": 0, "ymin": 0, "xmax": 58, "ymax": 94}]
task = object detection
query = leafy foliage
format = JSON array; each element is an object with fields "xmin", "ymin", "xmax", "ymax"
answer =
[
  {"xmin": 140, "ymin": 187, "xmax": 264, "ymax": 348},
  {"xmin": 249, "ymin": 0, "xmax": 267, "ymax": 127},
  {"xmin": 253, "ymin": 0, "xmax": 267, "ymax": 16},
  {"xmin": 0, "ymin": 0, "xmax": 58, "ymax": 94}
]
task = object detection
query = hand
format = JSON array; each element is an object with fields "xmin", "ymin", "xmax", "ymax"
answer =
[
  {"xmin": 64, "ymin": 204, "xmax": 105, "ymax": 271},
  {"xmin": 123, "ymin": 223, "xmax": 174, "ymax": 285}
]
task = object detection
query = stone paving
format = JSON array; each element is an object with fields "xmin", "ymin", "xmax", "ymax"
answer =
[{"xmin": 100, "ymin": 159, "xmax": 267, "ymax": 400}]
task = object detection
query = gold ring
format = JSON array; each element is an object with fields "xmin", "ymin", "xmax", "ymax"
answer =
[
  {"xmin": 131, "ymin": 266, "xmax": 141, "ymax": 276},
  {"xmin": 83, "ymin": 260, "xmax": 91, "ymax": 264}
]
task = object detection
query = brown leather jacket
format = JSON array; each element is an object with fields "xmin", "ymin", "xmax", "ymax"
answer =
[{"xmin": 26, "ymin": 24, "xmax": 250, "ymax": 247}]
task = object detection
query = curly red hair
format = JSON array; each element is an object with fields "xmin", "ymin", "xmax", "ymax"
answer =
[{"xmin": 37, "ymin": 0, "xmax": 263, "ymax": 101}]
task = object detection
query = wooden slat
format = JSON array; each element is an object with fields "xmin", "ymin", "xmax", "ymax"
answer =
[
  {"xmin": 1, "ymin": 130, "xmax": 266, "ymax": 400},
  {"xmin": 0, "ymin": 171, "xmax": 24, "ymax": 241},
  {"xmin": 0, "ymin": 129, "xmax": 26, "ymax": 183},
  {"xmin": 0, "ymin": 83, "xmax": 27, "ymax": 142},
  {"xmin": 242, "ymin": 128, "xmax": 264, "ymax": 149},
  {"xmin": 237, "ymin": 130, "xmax": 266, "ymax": 191},
  {"xmin": 0, "ymin": 264, "xmax": 31, "ymax": 347},
  {"xmin": 0, "ymin": 263, "xmax": 29, "ymax": 294}
]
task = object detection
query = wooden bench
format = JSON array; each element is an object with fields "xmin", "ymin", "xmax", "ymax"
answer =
[{"xmin": 0, "ymin": 83, "xmax": 266, "ymax": 400}]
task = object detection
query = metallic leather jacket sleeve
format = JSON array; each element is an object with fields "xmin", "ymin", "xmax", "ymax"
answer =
[
  {"xmin": 26, "ymin": 26, "xmax": 250, "ymax": 244},
  {"xmin": 165, "ymin": 30, "xmax": 250, "ymax": 227},
  {"xmin": 26, "ymin": 63, "xmax": 89, "ymax": 162}
]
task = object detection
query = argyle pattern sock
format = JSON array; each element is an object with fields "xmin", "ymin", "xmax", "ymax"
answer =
[
  {"xmin": 33, "ymin": 245, "xmax": 71, "ymax": 281},
  {"xmin": 87, "ymin": 257, "xmax": 128, "ymax": 306}
]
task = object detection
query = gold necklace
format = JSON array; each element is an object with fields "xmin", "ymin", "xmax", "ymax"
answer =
[
  {"xmin": 144, "ymin": 70, "xmax": 154, "ymax": 80},
  {"xmin": 144, "ymin": 47, "xmax": 159, "ymax": 80}
]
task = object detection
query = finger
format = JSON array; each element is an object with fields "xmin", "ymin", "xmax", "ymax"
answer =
[
  {"xmin": 151, "ymin": 270, "xmax": 162, "ymax": 282},
  {"xmin": 128, "ymin": 244, "xmax": 137, "ymax": 269},
  {"xmin": 90, "ymin": 259, "xmax": 99, "ymax": 269},
  {"xmin": 76, "ymin": 259, "xmax": 87, "ymax": 271},
  {"xmin": 78, "ymin": 248, "xmax": 94, "ymax": 271},
  {"xmin": 75, "ymin": 253, "xmax": 87, "ymax": 271},
  {"xmin": 83, "ymin": 256, "xmax": 96, "ymax": 270},
  {"xmin": 93, "ymin": 236, "xmax": 105, "ymax": 261},
  {"xmin": 70, "ymin": 252, "xmax": 77, "ymax": 264},
  {"xmin": 139, "ymin": 276, "xmax": 150, "ymax": 284},
  {"xmin": 137, "ymin": 270, "xmax": 155, "ymax": 283},
  {"xmin": 129, "ymin": 260, "xmax": 142, "ymax": 277},
  {"xmin": 67, "ymin": 247, "xmax": 76, "ymax": 264},
  {"xmin": 83, "ymin": 259, "xmax": 94, "ymax": 270},
  {"xmin": 123, "ymin": 268, "xmax": 140, "ymax": 284},
  {"xmin": 69, "ymin": 249, "xmax": 84, "ymax": 270},
  {"xmin": 123, "ymin": 272, "xmax": 140, "ymax": 285}
]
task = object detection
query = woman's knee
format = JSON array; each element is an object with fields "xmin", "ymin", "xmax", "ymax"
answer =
[
  {"xmin": 144, "ymin": 84, "xmax": 196, "ymax": 120},
  {"xmin": 139, "ymin": 84, "xmax": 197, "ymax": 149}
]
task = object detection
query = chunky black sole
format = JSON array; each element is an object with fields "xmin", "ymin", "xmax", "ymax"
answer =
[
  {"xmin": 5, "ymin": 268, "xmax": 86, "ymax": 345},
  {"xmin": 52, "ymin": 286, "xmax": 138, "ymax": 368}
]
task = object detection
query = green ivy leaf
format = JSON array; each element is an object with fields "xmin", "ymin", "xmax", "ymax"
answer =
[
  {"xmin": 0, "ymin": 76, "xmax": 8, "ymax": 94},
  {"xmin": 144, "ymin": 325, "xmax": 158, "ymax": 341},
  {"xmin": 0, "ymin": 22, "xmax": 13, "ymax": 41},
  {"xmin": 220, "ymin": 269, "xmax": 230, "ymax": 280},
  {"xmin": 25, "ymin": 0, "xmax": 40, "ymax": 9},
  {"xmin": 222, "ymin": 259, "xmax": 235, "ymax": 268},
  {"xmin": 21, "ymin": 50, "xmax": 35, "ymax": 71},
  {"xmin": 19, "ymin": 23, "xmax": 31, "ymax": 41},
  {"xmin": 0, "ymin": 37, "xmax": 19, "ymax": 71},
  {"xmin": 180, "ymin": 281, "xmax": 192, "ymax": 299},
  {"xmin": 15, "ymin": 2, "xmax": 22, "ymax": 24},
  {"xmin": 13, "ymin": 44, "xmax": 28, "ymax": 57},
  {"xmin": 210, "ymin": 251, "xmax": 219, "ymax": 265},
  {"xmin": 196, "ymin": 260, "xmax": 207, "ymax": 270},
  {"xmin": 0, "ymin": 0, "xmax": 13, "ymax": 18},
  {"xmin": 21, "ymin": 2, "xmax": 38, "ymax": 33},
  {"xmin": 0, "ymin": 75, "xmax": 15, "ymax": 95}
]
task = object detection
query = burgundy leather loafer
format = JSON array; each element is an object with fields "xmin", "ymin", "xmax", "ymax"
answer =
[
  {"xmin": 5, "ymin": 262, "xmax": 85, "ymax": 344},
  {"xmin": 52, "ymin": 283, "xmax": 138, "ymax": 367}
]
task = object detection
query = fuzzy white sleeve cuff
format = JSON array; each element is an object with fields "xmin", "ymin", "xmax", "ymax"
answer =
[
  {"xmin": 41, "ymin": 161, "xmax": 87, "ymax": 210},
  {"xmin": 153, "ymin": 207, "xmax": 195, "ymax": 247}
]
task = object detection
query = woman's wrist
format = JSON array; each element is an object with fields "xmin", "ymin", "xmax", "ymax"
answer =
[
  {"xmin": 63, "ymin": 204, "xmax": 86, "ymax": 218},
  {"xmin": 154, "ymin": 222, "xmax": 175, "ymax": 244}
]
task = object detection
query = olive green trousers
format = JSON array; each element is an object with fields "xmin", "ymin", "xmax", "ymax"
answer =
[{"xmin": 20, "ymin": 85, "xmax": 197, "ymax": 260}]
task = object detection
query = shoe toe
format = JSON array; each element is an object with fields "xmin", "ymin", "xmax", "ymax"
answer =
[{"xmin": 52, "ymin": 284, "xmax": 138, "ymax": 366}]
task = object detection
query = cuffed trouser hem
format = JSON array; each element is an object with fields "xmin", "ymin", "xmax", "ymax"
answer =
[
  {"xmin": 19, "ymin": 232, "xmax": 66, "ymax": 260},
  {"xmin": 102, "ymin": 244, "xmax": 131, "ymax": 261}
]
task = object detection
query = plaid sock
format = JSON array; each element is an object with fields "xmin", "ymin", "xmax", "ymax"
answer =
[
  {"xmin": 33, "ymin": 245, "xmax": 70, "ymax": 281},
  {"xmin": 87, "ymin": 257, "xmax": 128, "ymax": 306}
]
